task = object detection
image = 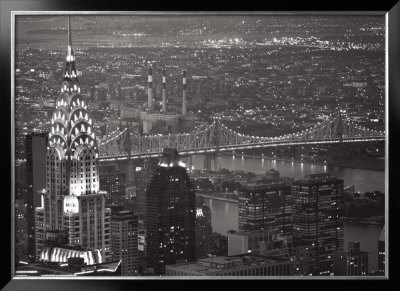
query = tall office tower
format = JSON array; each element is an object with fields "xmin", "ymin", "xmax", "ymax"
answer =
[
  {"xmin": 111, "ymin": 209, "xmax": 139, "ymax": 276},
  {"xmin": 99, "ymin": 170, "xmax": 126, "ymax": 206},
  {"xmin": 292, "ymin": 173, "xmax": 344, "ymax": 276},
  {"xmin": 147, "ymin": 64, "xmax": 153, "ymax": 110},
  {"xmin": 238, "ymin": 183, "xmax": 292, "ymax": 237},
  {"xmin": 182, "ymin": 70, "xmax": 187, "ymax": 115},
  {"xmin": 34, "ymin": 16, "xmax": 111, "ymax": 263},
  {"xmin": 195, "ymin": 205, "xmax": 212, "ymax": 259},
  {"xmin": 25, "ymin": 132, "xmax": 48, "ymax": 259},
  {"xmin": 377, "ymin": 225, "xmax": 385, "ymax": 275},
  {"xmin": 162, "ymin": 68, "xmax": 167, "ymax": 113},
  {"xmin": 146, "ymin": 148, "xmax": 196, "ymax": 275},
  {"xmin": 333, "ymin": 241, "xmax": 368, "ymax": 276},
  {"xmin": 135, "ymin": 158, "xmax": 155, "ymax": 228}
]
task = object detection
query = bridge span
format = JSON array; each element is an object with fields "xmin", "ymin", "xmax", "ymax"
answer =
[{"xmin": 97, "ymin": 112, "xmax": 385, "ymax": 162}]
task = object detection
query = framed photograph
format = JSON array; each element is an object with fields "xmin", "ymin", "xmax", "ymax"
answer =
[{"xmin": 1, "ymin": 0, "xmax": 399, "ymax": 289}]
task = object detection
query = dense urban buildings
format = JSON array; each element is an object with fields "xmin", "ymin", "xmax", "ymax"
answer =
[
  {"xmin": 14, "ymin": 15, "xmax": 386, "ymax": 277},
  {"xmin": 145, "ymin": 148, "xmax": 196, "ymax": 275},
  {"xmin": 292, "ymin": 173, "xmax": 344, "ymax": 275},
  {"xmin": 34, "ymin": 17, "xmax": 112, "ymax": 264}
]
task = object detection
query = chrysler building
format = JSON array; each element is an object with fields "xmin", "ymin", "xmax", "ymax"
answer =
[{"xmin": 35, "ymin": 16, "xmax": 112, "ymax": 264}]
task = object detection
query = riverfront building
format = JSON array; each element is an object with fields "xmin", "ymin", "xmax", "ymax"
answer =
[
  {"xmin": 34, "ymin": 17, "xmax": 112, "ymax": 263},
  {"xmin": 145, "ymin": 148, "xmax": 196, "ymax": 275},
  {"xmin": 292, "ymin": 173, "xmax": 344, "ymax": 276},
  {"xmin": 238, "ymin": 183, "xmax": 292, "ymax": 237}
]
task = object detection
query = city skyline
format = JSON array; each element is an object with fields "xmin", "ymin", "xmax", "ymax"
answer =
[{"xmin": 13, "ymin": 13, "xmax": 386, "ymax": 278}]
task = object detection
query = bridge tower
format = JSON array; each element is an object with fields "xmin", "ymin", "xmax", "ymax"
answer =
[
  {"xmin": 203, "ymin": 119, "xmax": 222, "ymax": 172},
  {"xmin": 125, "ymin": 123, "xmax": 136, "ymax": 185},
  {"xmin": 329, "ymin": 111, "xmax": 345, "ymax": 160},
  {"xmin": 337, "ymin": 110, "xmax": 345, "ymax": 159}
]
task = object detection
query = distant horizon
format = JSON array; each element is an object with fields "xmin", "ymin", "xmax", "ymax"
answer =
[{"xmin": 15, "ymin": 14, "xmax": 385, "ymax": 50}]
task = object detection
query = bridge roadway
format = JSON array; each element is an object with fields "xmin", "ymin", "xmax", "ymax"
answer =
[{"xmin": 98, "ymin": 136, "xmax": 384, "ymax": 162}]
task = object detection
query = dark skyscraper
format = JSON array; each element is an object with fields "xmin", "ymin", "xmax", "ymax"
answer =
[
  {"xmin": 292, "ymin": 173, "xmax": 344, "ymax": 276},
  {"xmin": 25, "ymin": 132, "xmax": 47, "ymax": 259},
  {"xmin": 145, "ymin": 148, "xmax": 196, "ymax": 275},
  {"xmin": 238, "ymin": 183, "xmax": 292, "ymax": 237}
]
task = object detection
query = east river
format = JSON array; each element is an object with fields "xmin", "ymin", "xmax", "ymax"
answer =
[{"xmin": 192, "ymin": 154, "xmax": 385, "ymax": 273}]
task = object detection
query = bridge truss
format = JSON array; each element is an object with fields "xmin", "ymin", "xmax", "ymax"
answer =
[{"xmin": 97, "ymin": 112, "xmax": 385, "ymax": 161}]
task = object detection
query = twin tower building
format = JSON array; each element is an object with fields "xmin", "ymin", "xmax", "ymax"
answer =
[{"xmin": 34, "ymin": 17, "xmax": 191, "ymax": 266}]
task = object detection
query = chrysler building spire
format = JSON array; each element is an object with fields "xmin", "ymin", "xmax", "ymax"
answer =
[{"xmin": 61, "ymin": 15, "xmax": 80, "ymax": 94}]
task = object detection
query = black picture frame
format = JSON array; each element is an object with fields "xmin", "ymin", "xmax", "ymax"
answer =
[{"xmin": 1, "ymin": 0, "xmax": 399, "ymax": 289}]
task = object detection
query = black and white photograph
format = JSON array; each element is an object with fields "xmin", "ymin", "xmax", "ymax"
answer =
[{"xmin": 9, "ymin": 9, "xmax": 392, "ymax": 281}]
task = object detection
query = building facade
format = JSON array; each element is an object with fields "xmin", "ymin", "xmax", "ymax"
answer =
[
  {"xmin": 145, "ymin": 148, "xmax": 196, "ymax": 275},
  {"xmin": 292, "ymin": 173, "xmax": 344, "ymax": 276},
  {"xmin": 111, "ymin": 210, "xmax": 139, "ymax": 276},
  {"xmin": 228, "ymin": 229, "xmax": 291, "ymax": 259},
  {"xmin": 99, "ymin": 170, "xmax": 126, "ymax": 206},
  {"xmin": 34, "ymin": 17, "xmax": 111, "ymax": 263},
  {"xmin": 15, "ymin": 199, "xmax": 29, "ymax": 262},
  {"xmin": 238, "ymin": 183, "xmax": 292, "ymax": 237}
]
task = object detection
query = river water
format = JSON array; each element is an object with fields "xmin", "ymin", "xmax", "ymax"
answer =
[
  {"xmin": 191, "ymin": 154, "xmax": 385, "ymax": 193},
  {"xmin": 193, "ymin": 154, "xmax": 385, "ymax": 273}
]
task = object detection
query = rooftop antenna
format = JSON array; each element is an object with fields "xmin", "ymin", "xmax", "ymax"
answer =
[
  {"xmin": 66, "ymin": 15, "xmax": 74, "ymax": 58},
  {"xmin": 68, "ymin": 15, "xmax": 71, "ymax": 45}
]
